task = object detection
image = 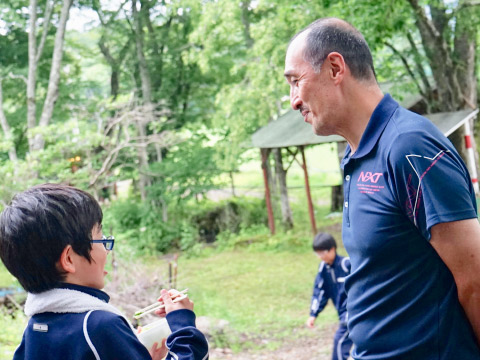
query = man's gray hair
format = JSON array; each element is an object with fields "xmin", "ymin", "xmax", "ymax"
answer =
[{"xmin": 291, "ymin": 18, "xmax": 376, "ymax": 81}]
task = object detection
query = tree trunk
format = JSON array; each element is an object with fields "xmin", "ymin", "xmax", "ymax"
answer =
[
  {"xmin": 273, "ymin": 148, "xmax": 293, "ymax": 229},
  {"xmin": 229, "ymin": 170, "xmax": 236, "ymax": 197},
  {"xmin": 407, "ymin": 1, "xmax": 479, "ymax": 192},
  {"xmin": 32, "ymin": 0, "xmax": 73, "ymax": 151},
  {"xmin": 0, "ymin": 81, "xmax": 18, "ymax": 162},
  {"xmin": 132, "ymin": 0, "xmax": 152, "ymax": 104},
  {"xmin": 332, "ymin": 141, "xmax": 346, "ymax": 212},
  {"xmin": 240, "ymin": 0, "xmax": 254, "ymax": 49},
  {"xmin": 451, "ymin": 8, "xmax": 479, "ymax": 182},
  {"xmin": 27, "ymin": 0, "xmax": 53, "ymax": 153},
  {"xmin": 136, "ymin": 120, "xmax": 150, "ymax": 201},
  {"xmin": 27, "ymin": 0, "xmax": 38, "ymax": 152},
  {"xmin": 132, "ymin": 0, "xmax": 153, "ymax": 200},
  {"xmin": 265, "ymin": 149, "xmax": 275, "ymax": 195}
]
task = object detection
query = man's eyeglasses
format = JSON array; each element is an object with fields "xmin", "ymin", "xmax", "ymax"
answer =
[{"xmin": 91, "ymin": 236, "xmax": 115, "ymax": 251}]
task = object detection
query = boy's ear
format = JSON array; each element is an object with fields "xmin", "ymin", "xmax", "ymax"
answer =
[{"xmin": 58, "ymin": 245, "xmax": 76, "ymax": 274}]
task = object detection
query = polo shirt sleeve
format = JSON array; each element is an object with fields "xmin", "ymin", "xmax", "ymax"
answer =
[
  {"xmin": 387, "ymin": 131, "xmax": 477, "ymax": 240},
  {"xmin": 86, "ymin": 311, "xmax": 152, "ymax": 360}
]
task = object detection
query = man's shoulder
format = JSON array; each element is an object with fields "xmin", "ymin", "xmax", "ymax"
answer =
[
  {"xmin": 385, "ymin": 107, "xmax": 432, "ymax": 137},
  {"xmin": 381, "ymin": 107, "xmax": 452, "ymax": 162}
]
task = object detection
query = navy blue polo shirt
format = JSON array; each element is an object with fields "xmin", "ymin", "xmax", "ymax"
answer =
[{"xmin": 341, "ymin": 94, "xmax": 480, "ymax": 360}]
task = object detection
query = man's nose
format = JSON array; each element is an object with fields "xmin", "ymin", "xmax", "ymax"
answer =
[{"xmin": 291, "ymin": 92, "xmax": 302, "ymax": 110}]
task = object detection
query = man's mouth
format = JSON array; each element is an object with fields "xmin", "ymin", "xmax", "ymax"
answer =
[{"xmin": 301, "ymin": 109, "xmax": 310, "ymax": 122}]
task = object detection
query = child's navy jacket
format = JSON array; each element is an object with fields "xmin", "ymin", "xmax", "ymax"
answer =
[
  {"xmin": 310, "ymin": 254, "xmax": 350, "ymax": 322},
  {"xmin": 14, "ymin": 283, "xmax": 209, "ymax": 360}
]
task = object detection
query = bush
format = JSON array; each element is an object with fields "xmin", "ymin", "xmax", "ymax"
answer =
[
  {"xmin": 102, "ymin": 196, "xmax": 269, "ymax": 255},
  {"xmin": 102, "ymin": 198, "xmax": 181, "ymax": 254},
  {"xmin": 188, "ymin": 197, "xmax": 268, "ymax": 243}
]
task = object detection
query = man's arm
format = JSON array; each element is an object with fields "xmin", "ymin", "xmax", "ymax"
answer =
[{"xmin": 430, "ymin": 218, "xmax": 480, "ymax": 344}]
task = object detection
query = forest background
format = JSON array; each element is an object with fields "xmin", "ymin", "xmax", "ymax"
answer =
[{"xmin": 1, "ymin": 0, "xmax": 480, "ymax": 359}]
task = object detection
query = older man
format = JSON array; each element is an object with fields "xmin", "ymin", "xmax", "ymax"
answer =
[{"xmin": 285, "ymin": 18, "xmax": 480, "ymax": 359}]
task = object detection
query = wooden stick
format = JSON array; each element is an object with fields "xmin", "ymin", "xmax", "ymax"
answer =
[{"xmin": 134, "ymin": 289, "xmax": 188, "ymax": 319}]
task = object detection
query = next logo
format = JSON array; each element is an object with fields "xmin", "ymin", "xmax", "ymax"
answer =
[{"xmin": 358, "ymin": 171, "xmax": 383, "ymax": 183}]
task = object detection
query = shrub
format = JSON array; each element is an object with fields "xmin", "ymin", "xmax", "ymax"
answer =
[{"xmin": 188, "ymin": 197, "xmax": 268, "ymax": 243}]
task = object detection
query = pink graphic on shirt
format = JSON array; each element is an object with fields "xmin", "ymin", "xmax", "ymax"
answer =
[
  {"xmin": 405, "ymin": 174, "xmax": 422, "ymax": 221},
  {"xmin": 405, "ymin": 150, "xmax": 448, "ymax": 226},
  {"xmin": 356, "ymin": 171, "xmax": 385, "ymax": 195}
]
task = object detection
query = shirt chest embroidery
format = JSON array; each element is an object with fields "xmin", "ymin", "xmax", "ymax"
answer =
[{"xmin": 356, "ymin": 171, "xmax": 385, "ymax": 195}]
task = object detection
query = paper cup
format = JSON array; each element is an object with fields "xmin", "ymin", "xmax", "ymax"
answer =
[{"xmin": 137, "ymin": 318, "xmax": 171, "ymax": 350}]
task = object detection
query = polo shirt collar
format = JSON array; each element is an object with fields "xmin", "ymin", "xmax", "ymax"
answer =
[{"xmin": 345, "ymin": 93, "xmax": 399, "ymax": 159}]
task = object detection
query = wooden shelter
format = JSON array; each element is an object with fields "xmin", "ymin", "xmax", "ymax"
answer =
[{"xmin": 252, "ymin": 105, "xmax": 479, "ymax": 235}]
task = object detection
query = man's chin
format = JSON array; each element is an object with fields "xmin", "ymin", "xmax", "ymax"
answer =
[{"xmin": 312, "ymin": 126, "xmax": 332, "ymax": 137}]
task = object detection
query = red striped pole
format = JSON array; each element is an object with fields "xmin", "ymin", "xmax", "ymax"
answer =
[{"xmin": 464, "ymin": 120, "xmax": 479, "ymax": 193}]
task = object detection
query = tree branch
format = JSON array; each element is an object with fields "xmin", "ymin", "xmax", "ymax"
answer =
[
  {"xmin": 89, "ymin": 132, "xmax": 178, "ymax": 187},
  {"xmin": 34, "ymin": 0, "xmax": 74, "ymax": 150},
  {"xmin": 7, "ymin": 72, "xmax": 28, "ymax": 85},
  {"xmin": 457, "ymin": 1, "xmax": 480, "ymax": 12},
  {"xmin": 384, "ymin": 41, "xmax": 426, "ymax": 98},
  {"xmin": 406, "ymin": 0, "xmax": 441, "ymax": 40},
  {"xmin": 36, "ymin": 0, "xmax": 55, "ymax": 65},
  {"xmin": 406, "ymin": 33, "xmax": 433, "ymax": 97}
]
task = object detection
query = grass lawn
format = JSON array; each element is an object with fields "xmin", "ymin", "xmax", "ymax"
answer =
[{"xmin": 177, "ymin": 249, "xmax": 338, "ymax": 333}]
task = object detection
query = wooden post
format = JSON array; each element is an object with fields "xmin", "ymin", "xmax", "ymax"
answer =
[
  {"xmin": 300, "ymin": 146, "xmax": 317, "ymax": 234},
  {"xmin": 261, "ymin": 148, "xmax": 275, "ymax": 234}
]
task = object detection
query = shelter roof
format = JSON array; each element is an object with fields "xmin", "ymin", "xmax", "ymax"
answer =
[{"xmin": 251, "ymin": 107, "xmax": 478, "ymax": 149}]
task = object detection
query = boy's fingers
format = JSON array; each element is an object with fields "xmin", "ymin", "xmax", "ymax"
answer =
[
  {"xmin": 161, "ymin": 288, "xmax": 174, "ymax": 305},
  {"xmin": 157, "ymin": 288, "xmax": 181, "ymax": 302}
]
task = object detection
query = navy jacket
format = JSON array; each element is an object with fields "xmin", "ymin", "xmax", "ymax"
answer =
[
  {"xmin": 310, "ymin": 254, "xmax": 350, "ymax": 323},
  {"xmin": 14, "ymin": 284, "xmax": 209, "ymax": 360}
]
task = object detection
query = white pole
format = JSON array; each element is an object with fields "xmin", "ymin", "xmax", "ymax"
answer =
[{"xmin": 464, "ymin": 119, "xmax": 479, "ymax": 194}]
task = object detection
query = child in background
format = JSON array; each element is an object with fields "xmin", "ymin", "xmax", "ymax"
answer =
[
  {"xmin": 307, "ymin": 232, "xmax": 352, "ymax": 360},
  {"xmin": 0, "ymin": 183, "xmax": 208, "ymax": 360}
]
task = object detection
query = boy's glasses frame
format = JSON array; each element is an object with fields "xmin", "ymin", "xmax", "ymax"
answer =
[{"xmin": 91, "ymin": 236, "xmax": 115, "ymax": 251}]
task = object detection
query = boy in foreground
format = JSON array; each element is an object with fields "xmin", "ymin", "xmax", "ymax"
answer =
[
  {"xmin": 0, "ymin": 183, "xmax": 209, "ymax": 360},
  {"xmin": 307, "ymin": 232, "xmax": 352, "ymax": 360}
]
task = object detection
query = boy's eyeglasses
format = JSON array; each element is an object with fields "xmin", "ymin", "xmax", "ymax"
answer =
[{"xmin": 91, "ymin": 236, "xmax": 115, "ymax": 251}]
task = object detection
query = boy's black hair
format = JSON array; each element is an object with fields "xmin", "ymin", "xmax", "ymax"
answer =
[
  {"xmin": 0, "ymin": 184, "xmax": 103, "ymax": 293},
  {"xmin": 312, "ymin": 232, "xmax": 337, "ymax": 252}
]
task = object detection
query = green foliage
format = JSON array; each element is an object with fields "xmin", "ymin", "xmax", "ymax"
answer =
[
  {"xmin": 102, "ymin": 192, "xmax": 269, "ymax": 255},
  {"xmin": 0, "ymin": 309, "xmax": 25, "ymax": 360},
  {"xmin": 147, "ymin": 132, "xmax": 223, "ymax": 204},
  {"xmin": 102, "ymin": 198, "xmax": 180, "ymax": 253}
]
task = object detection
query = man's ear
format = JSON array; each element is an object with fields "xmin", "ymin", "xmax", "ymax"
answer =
[
  {"xmin": 326, "ymin": 52, "xmax": 346, "ymax": 83},
  {"xmin": 58, "ymin": 245, "xmax": 76, "ymax": 274}
]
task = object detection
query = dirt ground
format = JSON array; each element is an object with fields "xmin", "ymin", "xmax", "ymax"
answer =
[{"xmin": 209, "ymin": 323, "xmax": 338, "ymax": 360}]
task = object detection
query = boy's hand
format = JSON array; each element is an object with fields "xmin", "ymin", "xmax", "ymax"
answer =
[
  {"xmin": 306, "ymin": 316, "xmax": 316, "ymax": 328},
  {"xmin": 149, "ymin": 339, "xmax": 167, "ymax": 360},
  {"xmin": 154, "ymin": 289, "xmax": 194, "ymax": 317}
]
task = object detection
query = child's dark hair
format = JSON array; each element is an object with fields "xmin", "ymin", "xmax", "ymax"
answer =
[
  {"xmin": 0, "ymin": 184, "xmax": 103, "ymax": 293},
  {"xmin": 312, "ymin": 232, "xmax": 337, "ymax": 252}
]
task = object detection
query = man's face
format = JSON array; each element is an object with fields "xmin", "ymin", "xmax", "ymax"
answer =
[{"xmin": 284, "ymin": 32, "xmax": 336, "ymax": 136}]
